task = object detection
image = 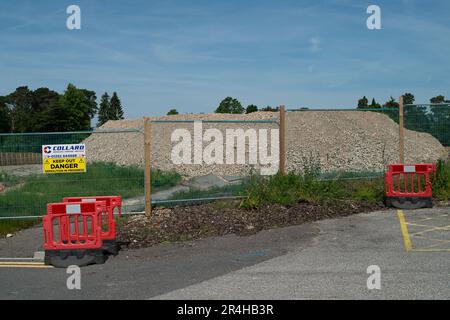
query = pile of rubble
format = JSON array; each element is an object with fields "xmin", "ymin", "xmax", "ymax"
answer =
[{"xmin": 84, "ymin": 111, "xmax": 447, "ymax": 178}]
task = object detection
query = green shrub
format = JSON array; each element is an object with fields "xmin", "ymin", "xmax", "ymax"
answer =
[
  {"xmin": 240, "ymin": 171, "xmax": 384, "ymax": 209},
  {"xmin": 433, "ymin": 160, "xmax": 450, "ymax": 200}
]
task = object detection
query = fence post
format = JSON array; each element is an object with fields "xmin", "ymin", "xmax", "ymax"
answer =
[
  {"xmin": 279, "ymin": 105, "xmax": 286, "ymax": 175},
  {"xmin": 399, "ymin": 96, "xmax": 405, "ymax": 164},
  {"xmin": 144, "ymin": 117, "xmax": 152, "ymax": 218}
]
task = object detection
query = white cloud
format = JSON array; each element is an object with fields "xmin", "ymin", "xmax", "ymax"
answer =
[{"xmin": 309, "ymin": 37, "xmax": 321, "ymax": 53}]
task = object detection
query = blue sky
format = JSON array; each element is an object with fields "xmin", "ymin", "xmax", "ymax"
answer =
[{"xmin": 0, "ymin": 0, "xmax": 449, "ymax": 118}]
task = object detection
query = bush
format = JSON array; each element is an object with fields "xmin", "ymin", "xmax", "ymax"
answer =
[
  {"xmin": 433, "ymin": 160, "xmax": 450, "ymax": 200},
  {"xmin": 240, "ymin": 171, "xmax": 385, "ymax": 209}
]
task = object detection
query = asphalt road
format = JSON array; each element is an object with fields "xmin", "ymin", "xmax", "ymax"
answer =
[{"xmin": 0, "ymin": 207, "xmax": 448, "ymax": 299}]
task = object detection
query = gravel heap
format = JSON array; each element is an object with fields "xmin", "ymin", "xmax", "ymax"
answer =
[{"xmin": 84, "ymin": 111, "xmax": 447, "ymax": 178}]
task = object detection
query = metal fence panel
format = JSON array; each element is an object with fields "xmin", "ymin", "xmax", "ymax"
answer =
[{"xmin": 0, "ymin": 130, "xmax": 144, "ymax": 219}]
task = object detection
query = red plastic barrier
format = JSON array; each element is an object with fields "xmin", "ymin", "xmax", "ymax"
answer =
[
  {"xmin": 43, "ymin": 201, "xmax": 106, "ymax": 251},
  {"xmin": 62, "ymin": 196, "xmax": 121, "ymax": 241},
  {"xmin": 385, "ymin": 164, "xmax": 435, "ymax": 198}
]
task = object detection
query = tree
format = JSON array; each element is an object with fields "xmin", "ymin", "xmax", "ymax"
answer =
[
  {"xmin": 6, "ymin": 86, "xmax": 33, "ymax": 132},
  {"xmin": 383, "ymin": 96, "xmax": 399, "ymax": 108},
  {"xmin": 38, "ymin": 84, "xmax": 94, "ymax": 132},
  {"xmin": 357, "ymin": 96, "xmax": 369, "ymax": 109},
  {"xmin": 430, "ymin": 95, "xmax": 447, "ymax": 104},
  {"xmin": 261, "ymin": 106, "xmax": 279, "ymax": 112},
  {"xmin": 402, "ymin": 93, "xmax": 415, "ymax": 105},
  {"xmin": 167, "ymin": 108, "xmax": 179, "ymax": 115},
  {"xmin": 429, "ymin": 96, "xmax": 450, "ymax": 145},
  {"xmin": 81, "ymin": 89, "xmax": 98, "ymax": 119},
  {"xmin": 110, "ymin": 92, "xmax": 124, "ymax": 120},
  {"xmin": 0, "ymin": 96, "xmax": 11, "ymax": 133},
  {"xmin": 97, "ymin": 93, "xmax": 110, "ymax": 127},
  {"xmin": 31, "ymin": 88, "xmax": 60, "ymax": 132},
  {"xmin": 215, "ymin": 97, "xmax": 244, "ymax": 114},
  {"xmin": 245, "ymin": 104, "xmax": 258, "ymax": 114},
  {"xmin": 369, "ymin": 98, "xmax": 381, "ymax": 109}
]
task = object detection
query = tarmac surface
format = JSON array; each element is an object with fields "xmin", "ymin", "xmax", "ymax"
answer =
[{"xmin": 0, "ymin": 207, "xmax": 448, "ymax": 299}]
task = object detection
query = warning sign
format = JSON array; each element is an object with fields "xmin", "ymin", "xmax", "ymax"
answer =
[{"xmin": 42, "ymin": 144, "xmax": 86, "ymax": 174}]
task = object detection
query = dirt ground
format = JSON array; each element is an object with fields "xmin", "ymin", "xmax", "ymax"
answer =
[{"xmin": 118, "ymin": 200, "xmax": 385, "ymax": 249}]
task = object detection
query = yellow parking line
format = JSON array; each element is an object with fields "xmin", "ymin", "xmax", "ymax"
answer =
[
  {"xmin": 0, "ymin": 261, "xmax": 53, "ymax": 268},
  {"xmin": 0, "ymin": 264, "xmax": 53, "ymax": 268},
  {"xmin": 411, "ymin": 248, "xmax": 450, "ymax": 253},
  {"xmin": 0, "ymin": 261, "xmax": 45, "ymax": 265},
  {"xmin": 397, "ymin": 210, "xmax": 413, "ymax": 251}
]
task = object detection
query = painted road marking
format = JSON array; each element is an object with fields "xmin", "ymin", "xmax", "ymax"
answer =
[
  {"xmin": 397, "ymin": 209, "xmax": 450, "ymax": 252},
  {"xmin": 0, "ymin": 261, "xmax": 53, "ymax": 268},
  {"xmin": 397, "ymin": 210, "xmax": 413, "ymax": 251}
]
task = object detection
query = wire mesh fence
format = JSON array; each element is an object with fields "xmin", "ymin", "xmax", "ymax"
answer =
[
  {"xmin": 0, "ymin": 129, "xmax": 145, "ymax": 220},
  {"xmin": 404, "ymin": 104, "xmax": 450, "ymax": 147},
  {"xmin": 0, "ymin": 104, "xmax": 448, "ymax": 220},
  {"xmin": 285, "ymin": 108, "xmax": 400, "ymax": 180},
  {"xmin": 148, "ymin": 117, "xmax": 280, "ymax": 207}
]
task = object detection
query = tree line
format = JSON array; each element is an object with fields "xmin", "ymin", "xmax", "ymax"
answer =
[
  {"xmin": 356, "ymin": 93, "xmax": 450, "ymax": 146},
  {"xmin": 356, "ymin": 93, "xmax": 450, "ymax": 110},
  {"xmin": 168, "ymin": 94, "xmax": 449, "ymax": 146},
  {"xmin": 0, "ymin": 84, "xmax": 125, "ymax": 133},
  {"xmin": 167, "ymin": 97, "xmax": 286, "ymax": 116}
]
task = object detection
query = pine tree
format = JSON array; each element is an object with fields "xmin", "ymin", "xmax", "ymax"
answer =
[
  {"xmin": 246, "ymin": 104, "xmax": 258, "ymax": 114},
  {"xmin": 167, "ymin": 108, "xmax": 179, "ymax": 115},
  {"xmin": 369, "ymin": 98, "xmax": 381, "ymax": 108},
  {"xmin": 110, "ymin": 92, "xmax": 124, "ymax": 120},
  {"xmin": 357, "ymin": 96, "xmax": 369, "ymax": 109},
  {"xmin": 97, "ymin": 92, "xmax": 110, "ymax": 127}
]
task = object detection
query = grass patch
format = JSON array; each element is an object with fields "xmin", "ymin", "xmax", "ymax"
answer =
[
  {"xmin": 240, "ymin": 171, "xmax": 384, "ymax": 209},
  {"xmin": 0, "ymin": 171, "xmax": 21, "ymax": 187},
  {"xmin": 0, "ymin": 219, "xmax": 39, "ymax": 236},
  {"xmin": 0, "ymin": 162, "xmax": 181, "ymax": 234}
]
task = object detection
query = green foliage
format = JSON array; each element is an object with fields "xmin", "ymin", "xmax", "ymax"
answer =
[
  {"xmin": 432, "ymin": 160, "xmax": 450, "ymax": 200},
  {"xmin": 245, "ymin": 104, "xmax": 258, "ymax": 114},
  {"xmin": 167, "ymin": 108, "xmax": 179, "ymax": 115},
  {"xmin": 357, "ymin": 96, "xmax": 369, "ymax": 109},
  {"xmin": 430, "ymin": 95, "xmax": 448, "ymax": 104},
  {"xmin": 383, "ymin": 96, "xmax": 399, "ymax": 108},
  {"xmin": 97, "ymin": 93, "xmax": 111, "ymax": 127},
  {"xmin": 151, "ymin": 168, "xmax": 182, "ymax": 189},
  {"xmin": 240, "ymin": 164, "xmax": 385, "ymax": 209},
  {"xmin": 1, "ymin": 84, "xmax": 100, "ymax": 133},
  {"xmin": 215, "ymin": 97, "xmax": 244, "ymax": 114},
  {"xmin": 0, "ymin": 220, "xmax": 39, "ymax": 236},
  {"xmin": 429, "ymin": 104, "xmax": 450, "ymax": 146},
  {"xmin": 96, "ymin": 91, "xmax": 125, "ymax": 127},
  {"xmin": 403, "ymin": 93, "xmax": 415, "ymax": 105},
  {"xmin": 5, "ymin": 86, "xmax": 34, "ymax": 133},
  {"xmin": 261, "ymin": 106, "xmax": 279, "ymax": 112},
  {"xmin": 28, "ymin": 84, "xmax": 97, "ymax": 132},
  {"xmin": 110, "ymin": 92, "xmax": 124, "ymax": 120},
  {"xmin": 0, "ymin": 170, "xmax": 20, "ymax": 187},
  {"xmin": 369, "ymin": 98, "xmax": 381, "ymax": 109},
  {"xmin": 0, "ymin": 97, "xmax": 11, "ymax": 133}
]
